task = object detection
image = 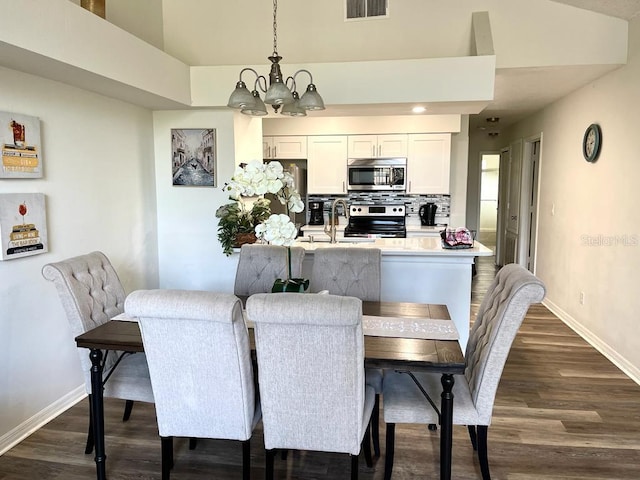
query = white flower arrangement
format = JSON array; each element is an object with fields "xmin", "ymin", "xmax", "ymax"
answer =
[{"xmin": 222, "ymin": 160, "xmax": 305, "ymax": 248}]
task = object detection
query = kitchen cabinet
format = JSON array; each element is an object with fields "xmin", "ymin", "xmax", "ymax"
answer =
[
  {"xmin": 347, "ymin": 134, "xmax": 407, "ymax": 158},
  {"xmin": 406, "ymin": 133, "xmax": 451, "ymax": 194},
  {"xmin": 307, "ymin": 136, "xmax": 348, "ymax": 194},
  {"xmin": 263, "ymin": 136, "xmax": 307, "ymax": 159}
]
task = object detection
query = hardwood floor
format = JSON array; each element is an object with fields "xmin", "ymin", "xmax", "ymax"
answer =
[{"xmin": 2, "ymin": 258, "xmax": 640, "ymax": 479}]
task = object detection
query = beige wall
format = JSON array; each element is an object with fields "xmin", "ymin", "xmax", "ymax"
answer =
[
  {"xmin": 0, "ymin": 66, "xmax": 158, "ymax": 450},
  {"xmin": 497, "ymin": 15, "xmax": 640, "ymax": 381}
]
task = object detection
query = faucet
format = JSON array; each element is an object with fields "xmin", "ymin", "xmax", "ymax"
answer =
[{"xmin": 324, "ymin": 199, "xmax": 349, "ymax": 244}]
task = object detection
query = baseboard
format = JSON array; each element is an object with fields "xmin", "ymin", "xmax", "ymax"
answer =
[
  {"xmin": 543, "ymin": 298, "xmax": 640, "ymax": 385},
  {"xmin": 0, "ymin": 385, "xmax": 86, "ymax": 456}
]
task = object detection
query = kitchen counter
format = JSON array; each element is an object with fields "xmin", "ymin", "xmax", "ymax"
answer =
[{"xmin": 294, "ymin": 236, "xmax": 492, "ymax": 350}]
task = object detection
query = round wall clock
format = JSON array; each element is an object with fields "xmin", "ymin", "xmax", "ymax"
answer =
[{"xmin": 582, "ymin": 123, "xmax": 602, "ymax": 163}]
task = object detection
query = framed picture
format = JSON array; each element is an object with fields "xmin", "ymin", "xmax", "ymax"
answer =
[
  {"xmin": 171, "ymin": 128, "xmax": 216, "ymax": 186},
  {"xmin": 0, "ymin": 193, "xmax": 48, "ymax": 260},
  {"xmin": 0, "ymin": 111, "xmax": 43, "ymax": 179}
]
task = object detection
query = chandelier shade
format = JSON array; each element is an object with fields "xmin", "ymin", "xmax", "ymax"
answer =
[{"xmin": 227, "ymin": 0, "xmax": 324, "ymax": 116}]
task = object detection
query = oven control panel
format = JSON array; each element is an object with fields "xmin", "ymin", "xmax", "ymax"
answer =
[{"xmin": 349, "ymin": 204, "xmax": 405, "ymax": 217}]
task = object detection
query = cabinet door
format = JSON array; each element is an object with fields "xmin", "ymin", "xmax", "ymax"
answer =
[
  {"xmin": 307, "ymin": 136, "xmax": 348, "ymax": 194},
  {"xmin": 407, "ymin": 134, "xmax": 451, "ymax": 194},
  {"xmin": 348, "ymin": 135, "xmax": 377, "ymax": 158},
  {"xmin": 378, "ymin": 134, "xmax": 407, "ymax": 157},
  {"xmin": 263, "ymin": 136, "xmax": 307, "ymax": 159}
]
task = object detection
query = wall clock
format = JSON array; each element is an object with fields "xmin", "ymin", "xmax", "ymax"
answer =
[{"xmin": 582, "ymin": 123, "xmax": 602, "ymax": 163}]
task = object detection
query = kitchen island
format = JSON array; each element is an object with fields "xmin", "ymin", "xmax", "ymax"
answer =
[{"xmin": 294, "ymin": 236, "xmax": 493, "ymax": 350}]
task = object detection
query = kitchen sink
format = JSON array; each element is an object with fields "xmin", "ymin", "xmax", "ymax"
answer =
[{"xmin": 297, "ymin": 236, "xmax": 376, "ymax": 244}]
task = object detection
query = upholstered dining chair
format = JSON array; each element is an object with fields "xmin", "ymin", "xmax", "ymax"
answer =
[
  {"xmin": 125, "ymin": 289, "xmax": 261, "ymax": 480},
  {"xmin": 246, "ymin": 292, "xmax": 374, "ymax": 480},
  {"xmin": 382, "ymin": 263, "xmax": 546, "ymax": 480},
  {"xmin": 309, "ymin": 247, "xmax": 384, "ymax": 457},
  {"xmin": 42, "ymin": 251, "xmax": 154, "ymax": 454},
  {"xmin": 234, "ymin": 244, "xmax": 305, "ymax": 296}
]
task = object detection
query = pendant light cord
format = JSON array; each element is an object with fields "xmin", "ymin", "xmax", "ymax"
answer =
[{"xmin": 272, "ymin": 0, "xmax": 278, "ymax": 56}]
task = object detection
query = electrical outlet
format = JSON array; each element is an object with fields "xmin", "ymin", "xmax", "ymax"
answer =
[{"xmin": 579, "ymin": 291, "xmax": 585, "ymax": 305}]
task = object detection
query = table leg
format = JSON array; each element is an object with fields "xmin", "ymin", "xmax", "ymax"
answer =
[
  {"xmin": 89, "ymin": 348, "xmax": 107, "ymax": 480},
  {"xmin": 440, "ymin": 373, "xmax": 455, "ymax": 480}
]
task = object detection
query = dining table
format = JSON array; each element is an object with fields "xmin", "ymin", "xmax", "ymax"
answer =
[{"xmin": 75, "ymin": 299, "xmax": 465, "ymax": 480}]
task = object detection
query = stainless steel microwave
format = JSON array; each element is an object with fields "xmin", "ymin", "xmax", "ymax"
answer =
[{"xmin": 347, "ymin": 157, "xmax": 407, "ymax": 191}]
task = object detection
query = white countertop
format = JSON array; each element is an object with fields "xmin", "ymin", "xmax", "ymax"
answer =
[{"xmin": 293, "ymin": 236, "xmax": 493, "ymax": 257}]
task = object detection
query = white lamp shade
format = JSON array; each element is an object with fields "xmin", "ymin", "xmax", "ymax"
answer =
[
  {"xmin": 298, "ymin": 84, "xmax": 325, "ymax": 111},
  {"xmin": 228, "ymin": 82, "xmax": 255, "ymax": 109},
  {"xmin": 264, "ymin": 81, "xmax": 294, "ymax": 105}
]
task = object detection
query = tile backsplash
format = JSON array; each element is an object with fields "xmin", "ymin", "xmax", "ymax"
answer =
[{"xmin": 306, "ymin": 193, "xmax": 450, "ymax": 226}]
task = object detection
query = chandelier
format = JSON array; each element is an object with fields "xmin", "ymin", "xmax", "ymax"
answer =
[{"xmin": 227, "ymin": 0, "xmax": 325, "ymax": 117}]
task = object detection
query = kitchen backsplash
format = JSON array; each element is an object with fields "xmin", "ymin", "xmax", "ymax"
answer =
[{"xmin": 306, "ymin": 193, "xmax": 451, "ymax": 226}]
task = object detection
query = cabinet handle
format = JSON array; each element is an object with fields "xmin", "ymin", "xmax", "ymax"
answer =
[
  {"xmin": 267, "ymin": 146, "xmax": 271, "ymax": 158},
  {"xmin": 273, "ymin": 146, "xmax": 277, "ymax": 158},
  {"xmin": 408, "ymin": 180, "xmax": 412, "ymax": 192}
]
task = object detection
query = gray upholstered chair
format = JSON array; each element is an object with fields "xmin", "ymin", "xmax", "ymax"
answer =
[
  {"xmin": 125, "ymin": 289, "xmax": 261, "ymax": 480},
  {"xmin": 234, "ymin": 244, "xmax": 305, "ymax": 296},
  {"xmin": 42, "ymin": 251, "xmax": 154, "ymax": 454},
  {"xmin": 310, "ymin": 247, "xmax": 384, "ymax": 457},
  {"xmin": 382, "ymin": 264, "xmax": 546, "ymax": 480},
  {"xmin": 246, "ymin": 292, "xmax": 374, "ymax": 480}
]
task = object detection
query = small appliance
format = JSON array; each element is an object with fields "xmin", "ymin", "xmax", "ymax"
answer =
[
  {"xmin": 308, "ymin": 201, "xmax": 324, "ymax": 225},
  {"xmin": 344, "ymin": 203, "xmax": 406, "ymax": 238},
  {"xmin": 419, "ymin": 203, "xmax": 438, "ymax": 226},
  {"xmin": 347, "ymin": 157, "xmax": 407, "ymax": 191}
]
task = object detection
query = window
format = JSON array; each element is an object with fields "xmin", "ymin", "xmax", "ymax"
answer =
[{"xmin": 346, "ymin": 0, "xmax": 388, "ymax": 20}]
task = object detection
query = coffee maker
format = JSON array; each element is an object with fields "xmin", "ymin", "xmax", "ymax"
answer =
[
  {"xmin": 308, "ymin": 201, "xmax": 324, "ymax": 225},
  {"xmin": 419, "ymin": 203, "xmax": 438, "ymax": 226}
]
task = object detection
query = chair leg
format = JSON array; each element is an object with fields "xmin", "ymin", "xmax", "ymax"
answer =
[
  {"xmin": 122, "ymin": 399, "xmax": 134, "ymax": 421},
  {"xmin": 383, "ymin": 423, "xmax": 395, "ymax": 480},
  {"xmin": 266, "ymin": 449, "xmax": 276, "ymax": 480},
  {"xmin": 350, "ymin": 454, "xmax": 359, "ymax": 480},
  {"xmin": 372, "ymin": 394, "xmax": 381, "ymax": 458},
  {"xmin": 161, "ymin": 436, "xmax": 174, "ymax": 480},
  {"xmin": 362, "ymin": 423, "xmax": 373, "ymax": 468},
  {"xmin": 242, "ymin": 439, "xmax": 251, "ymax": 480},
  {"xmin": 189, "ymin": 438, "xmax": 198, "ymax": 450},
  {"xmin": 468, "ymin": 425, "xmax": 478, "ymax": 451},
  {"xmin": 477, "ymin": 425, "xmax": 491, "ymax": 480}
]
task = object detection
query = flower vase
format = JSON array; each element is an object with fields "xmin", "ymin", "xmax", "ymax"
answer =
[{"xmin": 271, "ymin": 246, "xmax": 309, "ymax": 293}]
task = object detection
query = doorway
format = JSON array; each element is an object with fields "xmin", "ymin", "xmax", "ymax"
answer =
[{"xmin": 478, "ymin": 153, "xmax": 500, "ymax": 250}]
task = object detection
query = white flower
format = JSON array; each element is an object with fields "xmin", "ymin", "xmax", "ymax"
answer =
[{"xmin": 255, "ymin": 214, "xmax": 298, "ymax": 246}]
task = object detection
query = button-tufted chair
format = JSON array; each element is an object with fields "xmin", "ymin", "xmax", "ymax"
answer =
[
  {"xmin": 246, "ymin": 292, "xmax": 374, "ymax": 480},
  {"xmin": 42, "ymin": 251, "xmax": 154, "ymax": 454},
  {"xmin": 125, "ymin": 290, "xmax": 261, "ymax": 480},
  {"xmin": 234, "ymin": 244, "xmax": 305, "ymax": 296},
  {"xmin": 309, "ymin": 247, "xmax": 384, "ymax": 458},
  {"xmin": 382, "ymin": 264, "xmax": 546, "ymax": 480}
]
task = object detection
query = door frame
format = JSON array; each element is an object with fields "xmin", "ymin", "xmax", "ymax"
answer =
[
  {"xmin": 519, "ymin": 134, "xmax": 543, "ymax": 273},
  {"xmin": 496, "ymin": 147, "xmax": 511, "ymax": 266}
]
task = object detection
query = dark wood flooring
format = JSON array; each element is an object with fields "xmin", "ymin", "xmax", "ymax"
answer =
[{"xmin": 2, "ymin": 256, "xmax": 640, "ymax": 479}]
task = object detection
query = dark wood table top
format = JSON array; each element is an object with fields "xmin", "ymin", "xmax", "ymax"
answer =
[{"xmin": 76, "ymin": 300, "xmax": 465, "ymax": 375}]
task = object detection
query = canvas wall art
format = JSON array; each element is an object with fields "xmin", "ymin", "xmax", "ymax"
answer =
[
  {"xmin": 0, "ymin": 111, "xmax": 43, "ymax": 179},
  {"xmin": 171, "ymin": 128, "xmax": 216, "ymax": 186},
  {"xmin": 0, "ymin": 193, "xmax": 48, "ymax": 260}
]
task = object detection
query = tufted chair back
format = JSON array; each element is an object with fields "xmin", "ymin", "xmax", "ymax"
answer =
[
  {"xmin": 234, "ymin": 244, "xmax": 305, "ymax": 296},
  {"xmin": 309, "ymin": 248, "xmax": 381, "ymax": 301},
  {"xmin": 464, "ymin": 263, "xmax": 546, "ymax": 423},
  {"xmin": 42, "ymin": 251, "xmax": 126, "ymax": 390}
]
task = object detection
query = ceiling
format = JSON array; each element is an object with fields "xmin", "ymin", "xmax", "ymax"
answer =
[{"xmin": 313, "ymin": 0, "xmax": 640, "ymax": 136}]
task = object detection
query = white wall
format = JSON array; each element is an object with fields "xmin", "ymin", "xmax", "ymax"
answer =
[
  {"xmin": 499, "ymin": 15, "xmax": 640, "ymax": 382},
  {"xmin": 0, "ymin": 66, "xmax": 158, "ymax": 450}
]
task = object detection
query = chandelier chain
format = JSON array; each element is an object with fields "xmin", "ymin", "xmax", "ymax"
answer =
[{"xmin": 272, "ymin": 0, "xmax": 278, "ymax": 55}]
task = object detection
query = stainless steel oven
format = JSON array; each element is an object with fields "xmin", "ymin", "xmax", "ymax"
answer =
[
  {"xmin": 347, "ymin": 157, "xmax": 406, "ymax": 191},
  {"xmin": 344, "ymin": 203, "xmax": 406, "ymax": 238}
]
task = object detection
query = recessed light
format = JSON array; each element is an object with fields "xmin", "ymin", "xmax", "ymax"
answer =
[
  {"xmin": 488, "ymin": 131, "xmax": 499, "ymax": 137},
  {"xmin": 412, "ymin": 106, "xmax": 426, "ymax": 114},
  {"xmin": 486, "ymin": 117, "xmax": 500, "ymax": 123}
]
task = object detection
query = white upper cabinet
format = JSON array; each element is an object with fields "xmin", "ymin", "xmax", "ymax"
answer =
[
  {"xmin": 263, "ymin": 136, "xmax": 307, "ymax": 159},
  {"xmin": 307, "ymin": 136, "xmax": 348, "ymax": 194},
  {"xmin": 347, "ymin": 134, "xmax": 407, "ymax": 158},
  {"xmin": 406, "ymin": 134, "xmax": 451, "ymax": 194}
]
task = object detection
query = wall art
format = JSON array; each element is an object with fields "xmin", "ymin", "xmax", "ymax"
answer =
[
  {"xmin": 0, "ymin": 193, "xmax": 48, "ymax": 260},
  {"xmin": 0, "ymin": 111, "xmax": 43, "ymax": 179},
  {"xmin": 171, "ymin": 128, "xmax": 216, "ymax": 187}
]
